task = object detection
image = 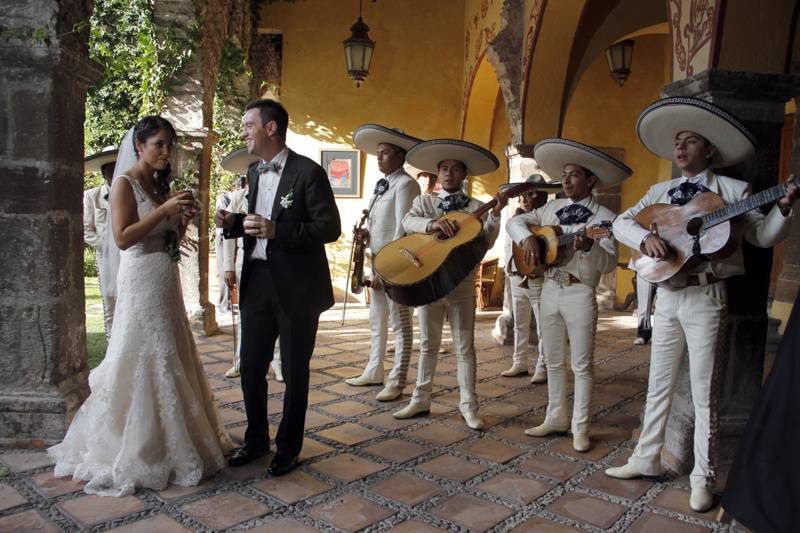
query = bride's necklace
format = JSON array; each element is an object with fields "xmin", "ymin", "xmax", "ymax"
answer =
[{"xmin": 134, "ymin": 175, "xmax": 164, "ymax": 203}]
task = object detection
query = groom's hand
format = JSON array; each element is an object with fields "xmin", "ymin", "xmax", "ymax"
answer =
[
  {"xmin": 244, "ymin": 214, "xmax": 276, "ymax": 239},
  {"xmin": 215, "ymin": 209, "xmax": 234, "ymax": 230}
]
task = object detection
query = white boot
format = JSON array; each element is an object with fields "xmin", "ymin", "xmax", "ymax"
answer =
[
  {"xmin": 462, "ymin": 411, "xmax": 484, "ymax": 430},
  {"xmin": 345, "ymin": 375, "xmax": 383, "ymax": 386},
  {"xmin": 524, "ymin": 422, "xmax": 568, "ymax": 437},
  {"xmin": 393, "ymin": 402, "xmax": 430, "ymax": 419},
  {"xmin": 572, "ymin": 433, "xmax": 591, "ymax": 452},
  {"xmin": 605, "ymin": 463, "xmax": 663, "ymax": 479},
  {"xmin": 270, "ymin": 359, "xmax": 283, "ymax": 382},
  {"xmin": 689, "ymin": 487, "xmax": 714, "ymax": 512},
  {"xmin": 530, "ymin": 369, "xmax": 547, "ymax": 383},
  {"xmin": 376, "ymin": 385, "xmax": 403, "ymax": 401},
  {"xmin": 225, "ymin": 366, "xmax": 240, "ymax": 378},
  {"xmin": 501, "ymin": 364, "xmax": 529, "ymax": 377}
]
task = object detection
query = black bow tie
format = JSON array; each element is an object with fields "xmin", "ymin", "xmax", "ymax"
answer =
[
  {"xmin": 438, "ymin": 192, "xmax": 470, "ymax": 213},
  {"xmin": 668, "ymin": 181, "xmax": 711, "ymax": 206},
  {"xmin": 257, "ymin": 160, "xmax": 282, "ymax": 174},
  {"xmin": 373, "ymin": 178, "xmax": 390, "ymax": 196},
  {"xmin": 556, "ymin": 203, "xmax": 593, "ymax": 225}
]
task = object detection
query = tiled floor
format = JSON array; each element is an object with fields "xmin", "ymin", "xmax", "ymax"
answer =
[{"xmin": 0, "ymin": 304, "xmax": 734, "ymax": 532}]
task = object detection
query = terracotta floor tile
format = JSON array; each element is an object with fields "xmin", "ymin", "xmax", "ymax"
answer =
[
  {"xmin": 549, "ymin": 437, "xmax": 612, "ymax": 461},
  {"xmin": 477, "ymin": 472, "xmax": 552, "ymax": 504},
  {"xmin": 416, "ymin": 454, "xmax": 487, "ymax": 482},
  {"xmin": 494, "ymin": 424, "xmax": 550, "ymax": 446},
  {"xmin": 253, "ymin": 469, "xmax": 331, "ymax": 504},
  {"xmin": 205, "ymin": 362, "xmax": 232, "ymax": 375},
  {"xmin": 307, "ymin": 390, "xmax": 339, "ymax": 404},
  {"xmin": 502, "ymin": 390, "xmax": 550, "ymax": 408},
  {"xmin": 220, "ymin": 453, "xmax": 272, "ymax": 482},
  {"xmin": 308, "ymin": 493, "xmax": 394, "ymax": 532},
  {"xmin": 361, "ymin": 411, "xmax": 419, "ymax": 430},
  {"xmin": 29, "ymin": 472, "xmax": 85, "ymax": 498},
  {"xmin": 308, "ymin": 373, "xmax": 337, "ymax": 386},
  {"xmin": 59, "ymin": 494, "xmax": 146, "ymax": 526},
  {"xmin": 323, "ymin": 365, "xmax": 365, "ymax": 379},
  {"xmin": 303, "ymin": 410, "xmax": 337, "ymax": 429},
  {"xmin": 267, "ymin": 398, "xmax": 284, "ymax": 415},
  {"xmin": 0, "ymin": 483, "xmax": 26, "ymax": 511},
  {"xmin": 511, "ymin": 516, "xmax": 583, "ymax": 532},
  {"xmin": 431, "ymin": 493, "xmax": 514, "ymax": 531},
  {"xmin": 475, "ymin": 382, "xmax": 512, "ymax": 398},
  {"xmin": 268, "ymin": 379, "xmax": 286, "ymax": 394},
  {"xmin": 432, "ymin": 391, "xmax": 460, "ymax": 406},
  {"xmin": 627, "ymin": 512, "xmax": 710, "ymax": 533},
  {"xmin": 0, "ymin": 452, "xmax": 53, "ymax": 472},
  {"xmin": 389, "ymin": 519, "xmax": 447, "ymax": 532},
  {"xmin": 546, "ymin": 492, "xmax": 626, "ymax": 529},
  {"xmin": 107, "ymin": 514, "xmax": 192, "ymax": 532},
  {"xmin": 370, "ymin": 472, "xmax": 443, "ymax": 506},
  {"xmin": 328, "ymin": 351, "xmax": 368, "ymax": 362},
  {"xmin": 315, "ymin": 423, "xmax": 381, "ymax": 445},
  {"xmin": 320, "ymin": 399, "xmax": 377, "ymax": 417},
  {"xmin": 299, "ymin": 438, "xmax": 334, "ymax": 460},
  {"xmin": 652, "ymin": 487, "xmax": 719, "ymax": 518},
  {"xmin": 517, "ymin": 455, "xmax": 584, "ymax": 481},
  {"xmin": 461, "ymin": 438, "xmax": 524, "ymax": 463},
  {"xmin": 480, "ymin": 401, "xmax": 528, "ymax": 419},
  {"xmin": 363, "ymin": 438, "xmax": 431, "ymax": 463},
  {"xmin": 208, "ymin": 377, "xmax": 230, "ymax": 389},
  {"xmin": 407, "ymin": 424, "xmax": 470, "ymax": 446},
  {"xmin": 180, "ymin": 491, "xmax": 271, "ymax": 530},
  {"xmin": 581, "ymin": 470, "xmax": 654, "ymax": 500},
  {"xmin": 310, "ymin": 453, "xmax": 387, "ymax": 482},
  {"xmin": 0, "ymin": 510, "xmax": 60, "ymax": 533},
  {"xmin": 247, "ymin": 517, "xmax": 320, "ymax": 532},
  {"xmin": 220, "ymin": 407, "xmax": 248, "ymax": 425},
  {"xmin": 215, "ymin": 387, "xmax": 244, "ymax": 403},
  {"xmin": 157, "ymin": 478, "xmax": 217, "ymax": 500},
  {"xmin": 310, "ymin": 357, "xmax": 339, "ymax": 368},
  {"xmin": 312, "ymin": 346, "xmax": 341, "ymax": 356}
]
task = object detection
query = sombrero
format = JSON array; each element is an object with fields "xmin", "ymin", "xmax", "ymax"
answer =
[
  {"xmin": 353, "ymin": 124, "xmax": 422, "ymax": 155},
  {"xmin": 221, "ymin": 147, "xmax": 261, "ymax": 175},
  {"xmin": 404, "ymin": 164, "xmax": 435, "ymax": 178},
  {"xmin": 534, "ymin": 138, "xmax": 632, "ymax": 189},
  {"xmin": 499, "ymin": 173, "xmax": 562, "ymax": 195},
  {"xmin": 84, "ymin": 146, "xmax": 118, "ymax": 173},
  {"xmin": 406, "ymin": 139, "xmax": 500, "ymax": 176},
  {"xmin": 636, "ymin": 96, "xmax": 757, "ymax": 167}
]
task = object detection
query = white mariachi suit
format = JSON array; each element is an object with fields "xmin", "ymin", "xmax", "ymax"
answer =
[
  {"xmin": 402, "ymin": 192, "xmax": 501, "ymax": 415},
  {"xmin": 508, "ymin": 195, "xmax": 618, "ymax": 435},
  {"xmin": 84, "ymin": 183, "xmax": 115, "ymax": 340},
  {"xmin": 361, "ymin": 169, "xmax": 421, "ymax": 386},
  {"xmin": 504, "ymin": 211, "xmax": 546, "ymax": 374},
  {"xmin": 222, "ymin": 186, "xmax": 282, "ymax": 378},
  {"xmin": 613, "ymin": 169, "xmax": 792, "ymax": 489}
]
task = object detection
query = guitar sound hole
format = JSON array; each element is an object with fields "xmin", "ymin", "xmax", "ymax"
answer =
[{"xmin": 686, "ymin": 217, "xmax": 704, "ymax": 236}]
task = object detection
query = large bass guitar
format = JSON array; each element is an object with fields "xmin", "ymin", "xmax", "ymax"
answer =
[
  {"xmin": 634, "ymin": 180, "xmax": 793, "ymax": 283},
  {"xmin": 511, "ymin": 222, "xmax": 613, "ymax": 276},
  {"xmin": 374, "ymin": 182, "xmax": 535, "ymax": 307}
]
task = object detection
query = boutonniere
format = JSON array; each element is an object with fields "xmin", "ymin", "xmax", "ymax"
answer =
[{"xmin": 280, "ymin": 189, "xmax": 294, "ymax": 209}]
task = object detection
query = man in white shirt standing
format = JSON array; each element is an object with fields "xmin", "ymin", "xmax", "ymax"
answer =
[
  {"xmin": 606, "ymin": 97, "xmax": 798, "ymax": 512},
  {"xmin": 83, "ymin": 146, "xmax": 118, "ymax": 341},
  {"xmin": 507, "ymin": 139, "xmax": 631, "ymax": 453},
  {"xmin": 345, "ymin": 125, "xmax": 421, "ymax": 401}
]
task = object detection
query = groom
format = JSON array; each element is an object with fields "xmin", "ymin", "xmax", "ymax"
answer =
[{"xmin": 216, "ymin": 98, "xmax": 341, "ymax": 476}]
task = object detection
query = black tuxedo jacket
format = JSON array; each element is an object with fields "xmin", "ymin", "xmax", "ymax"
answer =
[{"xmin": 224, "ymin": 149, "xmax": 341, "ymax": 318}]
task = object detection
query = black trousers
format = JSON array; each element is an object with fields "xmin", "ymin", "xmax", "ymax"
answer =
[{"xmin": 239, "ymin": 260, "xmax": 319, "ymax": 457}]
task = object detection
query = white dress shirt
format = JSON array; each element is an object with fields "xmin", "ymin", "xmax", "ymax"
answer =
[{"xmin": 251, "ymin": 148, "xmax": 288, "ymax": 260}]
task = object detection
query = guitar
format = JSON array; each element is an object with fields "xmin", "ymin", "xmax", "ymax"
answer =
[
  {"xmin": 633, "ymin": 180, "xmax": 793, "ymax": 284},
  {"xmin": 373, "ymin": 182, "xmax": 536, "ymax": 307},
  {"xmin": 511, "ymin": 222, "xmax": 613, "ymax": 277}
]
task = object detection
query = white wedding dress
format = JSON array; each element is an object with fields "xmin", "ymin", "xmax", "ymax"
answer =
[{"xmin": 49, "ymin": 176, "xmax": 234, "ymax": 496}]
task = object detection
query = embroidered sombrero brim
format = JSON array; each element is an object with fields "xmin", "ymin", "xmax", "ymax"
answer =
[
  {"xmin": 406, "ymin": 139, "xmax": 500, "ymax": 176},
  {"xmin": 534, "ymin": 138, "xmax": 632, "ymax": 189},
  {"xmin": 84, "ymin": 146, "xmax": 119, "ymax": 173},
  {"xmin": 637, "ymin": 97, "xmax": 757, "ymax": 167},
  {"xmin": 353, "ymin": 124, "xmax": 422, "ymax": 155},
  {"xmin": 221, "ymin": 147, "xmax": 261, "ymax": 175},
  {"xmin": 498, "ymin": 175, "xmax": 562, "ymax": 195}
]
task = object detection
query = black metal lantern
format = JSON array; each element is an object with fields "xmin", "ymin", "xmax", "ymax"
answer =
[
  {"xmin": 606, "ymin": 39, "xmax": 635, "ymax": 87},
  {"xmin": 343, "ymin": 0, "xmax": 375, "ymax": 87}
]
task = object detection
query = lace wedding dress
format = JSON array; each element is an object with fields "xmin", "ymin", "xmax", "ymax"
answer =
[{"xmin": 49, "ymin": 176, "xmax": 234, "ymax": 496}]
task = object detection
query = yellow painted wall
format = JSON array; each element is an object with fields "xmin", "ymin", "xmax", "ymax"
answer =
[
  {"xmin": 258, "ymin": 0, "xmax": 466, "ymax": 298},
  {"xmin": 562, "ymin": 33, "xmax": 671, "ymax": 303},
  {"xmin": 717, "ymin": 0, "xmax": 794, "ymax": 74}
]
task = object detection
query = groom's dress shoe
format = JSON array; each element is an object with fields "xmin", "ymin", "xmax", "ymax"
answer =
[
  {"xmin": 268, "ymin": 453, "xmax": 298, "ymax": 477},
  {"xmin": 228, "ymin": 445, "xmax": 268, "ymax": 467}
]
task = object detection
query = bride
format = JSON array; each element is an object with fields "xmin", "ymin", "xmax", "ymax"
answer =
[{"xmin": 49, "ymin": 116, "xmax": 234, "ymax": 496}]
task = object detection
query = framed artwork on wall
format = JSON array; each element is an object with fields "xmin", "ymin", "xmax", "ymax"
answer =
[{"xmin": 321, "ymin": 149, "xmax": 361, "ymax": 197}]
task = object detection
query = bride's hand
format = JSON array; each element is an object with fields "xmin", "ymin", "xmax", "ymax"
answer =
[{"xmin": 161, "ymin": 192, "xmax": 195, "ymax": 218}]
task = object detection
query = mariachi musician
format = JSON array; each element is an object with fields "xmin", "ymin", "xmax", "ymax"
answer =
[
  {"xmin": 345, "ymin": 125, "xmax": 422, "ymax": 402},
  {"xmin": 392, "ymin": 139, "xmax": 507, "ymax": 430},
  {"xmin": 507, "ymin": 139, "xmax": 631, "ymax": 453},
  {"xmin": 606, "ymin": 97, "xmax": 798, "ymax": 512}
]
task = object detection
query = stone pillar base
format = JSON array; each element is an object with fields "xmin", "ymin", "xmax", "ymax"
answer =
[
  {"xmin": 0, "ymin": 390, "xmax": 78, "ymax": 447},
  {"xmin": 188, "ymin": 302, "xmax": 219, "ymax": 336}
]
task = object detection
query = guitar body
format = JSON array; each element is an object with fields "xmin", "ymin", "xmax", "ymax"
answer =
[
  {"xmin": 511, "ymin": 225, "xmax": 563, "ymax": 276},
  {"xmin": 634, "ymin": 192, "xmax": 732, "ymax": 283},
  {"xmin": 374, "ymin": 211, "xmax": 489, "ymax": 306}
]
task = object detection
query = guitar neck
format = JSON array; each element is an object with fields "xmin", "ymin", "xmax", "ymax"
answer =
[
  {"xmin": 471, "ymin": 198, "xmax": 497, "ymax": 220},
  {"xmin": 702, "ymin": 181, "xmax": 790, "ymax": 230}
]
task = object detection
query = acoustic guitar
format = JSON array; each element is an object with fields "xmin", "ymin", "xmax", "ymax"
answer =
[
  {"xmin": 633, "ymin": 180, "xmax": 793, "ymax": 284},
  {"xmin": 373, "ymin": 182, "xmax": 536, "ymax": 307},
  {"xmin": 511, "ymin": 222, "xmax": 613, "ymax": 277}
]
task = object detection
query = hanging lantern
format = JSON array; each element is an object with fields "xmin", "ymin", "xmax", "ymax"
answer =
[
  {"xmin": 606, "ymin": 39, "xmax": 635, "ymax": 87},
  {"xmin": 343, "ymin": 0, "xmax": 375, "ymax": 87}
]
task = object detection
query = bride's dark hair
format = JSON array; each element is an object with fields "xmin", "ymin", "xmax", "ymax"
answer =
[{"xmin": 133, "ymin": 115, "xmax": 177, "ymax": 196}]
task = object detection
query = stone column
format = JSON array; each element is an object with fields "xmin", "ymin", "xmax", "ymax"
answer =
[
  {"xmin": 0, "ymin": 1, "xmax": 101, "ymax": 444},
  {"xmin": 659, "ymin": 69, "xmax": 799, "ymax": 473}
]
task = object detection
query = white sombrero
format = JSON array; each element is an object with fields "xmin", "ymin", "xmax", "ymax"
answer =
[
  {"xmin": 406, "ymin": 139, "xmax": 500, "ymax": 176},
  {"xmin": 221, "ymin": 147, "xmax": 261, "ymax": 175},
  {"xmin": 84, "ymin": 146, "xmax": 118, "ymax": 173},
  {"xmin": 404, "ymin": 164, "xmax": 435, "ymax": 178},
  {"xmin": 534, "ymin": 138, "xmax": 632, "ymax": 189},
  {"xmin": 637, "ymin": 96, "xmax": 757, "ymax": 167},
  {"xmin": 353, "ymin": 124, "xmax": 422, "ymax": 156},
  {"xmin": 499, "ymin": 174, "xmax": 562, "ymax": 195}
]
